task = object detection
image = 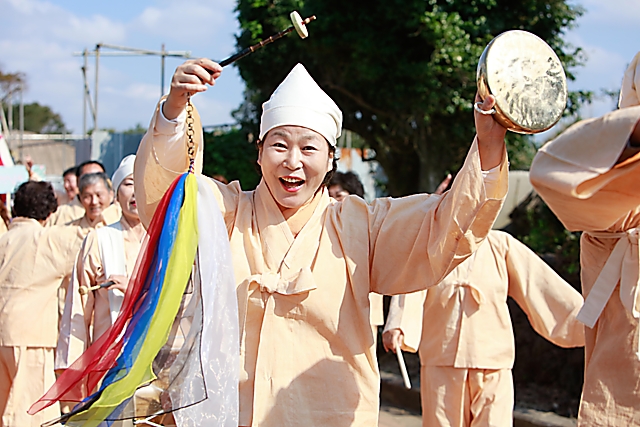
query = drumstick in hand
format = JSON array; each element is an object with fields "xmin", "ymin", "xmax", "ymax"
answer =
[
  {"xmin": 79, "ymin": 281, "xmax": 115, "ymax": 295},
  {"xmin": 395, "ymin": 342, "xmax": 412, "ymax": 389}
]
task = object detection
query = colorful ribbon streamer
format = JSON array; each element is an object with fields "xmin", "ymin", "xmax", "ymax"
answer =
[{"xmin": 30, "ymin": 173, "xmax": 199, "ymax": 426}]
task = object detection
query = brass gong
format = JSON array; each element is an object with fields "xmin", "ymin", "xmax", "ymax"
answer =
[{"xmin": 477, "ymin": 30, "xmax": 567, "ymax": 134}]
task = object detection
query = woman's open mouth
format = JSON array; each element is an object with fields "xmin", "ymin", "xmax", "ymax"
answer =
[{"xmin": 279, "ymin": 176, "xmax": 305, "ymax": 192}]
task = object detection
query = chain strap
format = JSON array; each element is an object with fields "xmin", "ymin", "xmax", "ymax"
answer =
[{"xmin": 185, "ymin": 94, "xmax": 196, "ymax": 174}]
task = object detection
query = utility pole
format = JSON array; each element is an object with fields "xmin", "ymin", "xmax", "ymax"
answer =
[
  {"xmin": 74, "ymin": 44, "xmax": 190, "ymax": 132},
  {"xmin": 161, "ymin": 43, "xmax": 166, "ymax": 98},
  {"xmin": 7, "ymin": 92, "xmax": 12, "ymax": 132},
  {"xmin": 19, "ymin": 82, "xmax": 23, "ymax": 158},
  {"xmin": 80, "ymin": 49, "xmax": 97, "ymax": 137},
  {"xmin": 94, "ymin": 44, "xmax": 100, "ymax": 131},
  {"xmin": 82, "ymin": 49, "xmax": 88, "ymax": 136}
]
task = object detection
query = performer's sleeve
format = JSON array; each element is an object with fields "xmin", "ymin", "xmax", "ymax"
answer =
[
  {"xmin": 369, "ymin": 137, "xmax": 508, "ymax": 294},
  {"xmin": 530, "ymin": 106, "xmax": 640, "ymax": 232},
  {"xmin": 504, "ymin": 233, "xmax": 585, "ymax": 348},
  {"xmin": 56, "ymin": 232, "xmax": 98, "ymax": 370},
  {"xmin": 134, "ymin": 98, "xmax": 242, "ymax": 231},
  {"xmin": 382, "ymin": 293, "xmax": 427, "ymax": 353}
]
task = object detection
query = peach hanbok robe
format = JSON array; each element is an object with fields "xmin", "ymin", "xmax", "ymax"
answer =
[
  {"xmin": 46, "ymin": 197, "xmax": 85, "ymax": 226},
  {"xmin": 52, "ymin": 210, "xmax": 120, "ymax": 325},
  {"xmin": 0, "ymin": 219, "xmax": 84, "ymax": 426},
  {"xmin": 134, "ymin": 101, "xmax": 508, "ymax": 426},
  {"xmin": 384, "ymin": 230, "xmax": 585, "ymax": 426},
  {"xmin": 530, "ymin": 105, "xmax": 640, "ymax": 426},
  {"xmin": 55, "ymin": 217, "xmax": 146, "ymax": 370}
]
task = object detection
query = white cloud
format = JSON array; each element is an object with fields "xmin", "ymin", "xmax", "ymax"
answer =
[
  {"xmin": 566, "ymin": 36, "xmax": 628, "ymax": 91},
  {"xmin": 132, "ymin": 0, "xmax": 238, "ymax": 53},
  {"xmin": 5, "ymin": 0, "xmax": 55, "ymax": 15},
  {"xmin": 2, "ymin": 0, "xmax": 126, "ymax": 45},
  {"xmin": 0, "ymin": 0, "xmax": 245, "ymax": 134},
  {"xmin": 53, "ymin": 14, "xmax": 127, "ymax": 44},
  {"xmin": 574, "ymin": 0, "xmax": 640, "ymax": 27}
]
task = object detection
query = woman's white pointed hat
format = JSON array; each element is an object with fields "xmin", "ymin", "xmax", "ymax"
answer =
[{"xmin": 259, "ymin": 63, "xmax": 342, "ymax": 146}]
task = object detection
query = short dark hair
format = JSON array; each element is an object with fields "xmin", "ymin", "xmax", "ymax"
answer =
[
  {"xmin": 329, "ymin": 171, "xmax": 364, "ymax": 198},
  {"xmin": 76, "ymin": 160, "xmax": 105, "ymax": 178},
  {"xmin": 63, "ymin": 166, "xmax": 78, "ymax": 178},
  {"xmin": 78, "ymin": 172, "xmax": 112, "ymax": 195},
  {"xmin": 13, "ymin": 181, "xmax": 58, "ymax": 220},
  {"xmin": 255, "ymin": 135, "xmax": 338, "ymax": 187}
]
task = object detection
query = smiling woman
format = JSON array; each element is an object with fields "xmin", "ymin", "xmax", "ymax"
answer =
[
  {"xmin": 128, "ymin": 58, "xmax": 511, "ymax": 427},
  {"xmin": 257, "ymin": 126, "xmax": 335, "ymax": 217}
]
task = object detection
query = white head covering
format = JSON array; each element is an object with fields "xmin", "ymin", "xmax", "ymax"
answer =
[
  {"xmin": 619, "ymin": 51, "xmax": 640, "ymax": 108},
  {"xmin": 259, "ymin": 63, "xmax": 342, "ymax": 146},
  {"xmin": 111, "ymin": 154, "xmax": 136, "ymax": 192}
]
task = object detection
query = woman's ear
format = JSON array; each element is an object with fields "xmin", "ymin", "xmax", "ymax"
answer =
[
  {"xmin": 257, "ymin": 144, "xmax": 263, "ymax": 166},
  {"xmin": 326, "ymin": 150, "xmax": 334, "ymax": 173}
]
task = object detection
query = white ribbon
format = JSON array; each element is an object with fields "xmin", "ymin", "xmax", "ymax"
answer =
[
  {"xmin": 96, "ymin": 222, "xmax": 127, "ymax": 324},
  {"xmin": 578, "ymin": 228, "xmax": 640, "ymax": 359}
]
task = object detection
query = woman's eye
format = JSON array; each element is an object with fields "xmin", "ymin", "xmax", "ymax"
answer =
[
  {"xmin": 303, "ymin": 145, "xmax": 318, "ymax": 151},
  {"xmin": 272, "ymin": 142, "xmax": 287, "ymax": 148}
]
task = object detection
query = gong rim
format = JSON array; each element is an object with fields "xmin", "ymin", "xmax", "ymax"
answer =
[{"xmin": 477, "ymin": 30, "xmax": 568, "ymax": 134}]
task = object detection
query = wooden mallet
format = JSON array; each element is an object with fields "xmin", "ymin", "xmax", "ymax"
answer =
[
  {"xmin": 395, "ymin": 342, "xmax": 412, "ymax": 389},
  {"xmin": 79, "ymin": 280, "xmax": 115, "ymax": 295},
  {"xmin": 212, "ymin": 11, "xmax": 316, "ymax": 69}
]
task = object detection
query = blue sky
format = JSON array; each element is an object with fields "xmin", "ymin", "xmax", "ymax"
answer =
[{"xmin": 1, "ymin": 0, "xmax": 638, "ymax": 134}]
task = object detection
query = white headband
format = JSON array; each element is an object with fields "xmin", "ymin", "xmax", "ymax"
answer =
[{"xmin": 111, "ymin": 154, "xmax": 135, "ymax": 192}]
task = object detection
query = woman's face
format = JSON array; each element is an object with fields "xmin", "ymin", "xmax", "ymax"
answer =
[
  {"xmin": 258, "ymin": 125, "xmax": 333, "ymax": 211},
  {"xmin": 117, "ymin": 176, "xmax": 138, "ymax": 224}
]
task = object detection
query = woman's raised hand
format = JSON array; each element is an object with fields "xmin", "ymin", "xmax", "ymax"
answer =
[
  {"xmin": 163, "ymin": 58, "xmax": 223, "ymax": 120},
  {"xmin": 474, "ymin": 93, "xmax": 507, "ymax": 171}
]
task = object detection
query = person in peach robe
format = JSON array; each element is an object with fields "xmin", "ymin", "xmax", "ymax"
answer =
[
  {"xmin": 529, "ymin": 52, "xmax": 640, "ymax": 426},
  {"xmin": 47, "ymin": 161, "xmax": 121, "ymax": 227},
  {"xmin": 134, "ymin": 58, "xmax": 509, "ymax": 426},
  {"xmin": 56, "ymin": 156, "xmax": 146, "ymax": 372},
  {"xmin": 382, "ymin": 230, "xmax": 585, "ymax": 426},
  {"xmin": 328, "ymin": 171, "xmax": 384, "ymax": 343},
  {"xmin": 0, "ymin": 181, "xmax": 84, "ymax": 427}
]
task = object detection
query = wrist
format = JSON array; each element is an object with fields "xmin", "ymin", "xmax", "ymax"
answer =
[{"xmin": 163, "ymin": 94, "xmax": 187, "ymax": 121}]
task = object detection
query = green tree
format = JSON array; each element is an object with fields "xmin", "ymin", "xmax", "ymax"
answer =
[
  {"xmin": 5, "ymin": 102, "xmax": 68, "ymax": 133},
  {"xmin": 0, "ymin": 68, "xmax": 26, "ymax": 101},
  {"xmin": 235, "ymin": 0, "xmax": 587, "ymax": 195},
  {"xmin": 202, "ymin": 127, "xmax": 261, "ymax": 189},
  {"xmin": 122, "ymin": 123, "xmax": 147, "ymax": 134}
]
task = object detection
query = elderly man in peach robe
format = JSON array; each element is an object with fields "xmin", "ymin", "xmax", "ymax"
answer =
[
  {"xmin": 529, "ymin": 52, "xmax": 640, "ymax": 426},
  {"xmin": 47, "ymin": 161, "xmax": 121, "ymax": 227},
  {"xmin": 134, "ymin": 58, "xmax": 509, "ymax": 426}
]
